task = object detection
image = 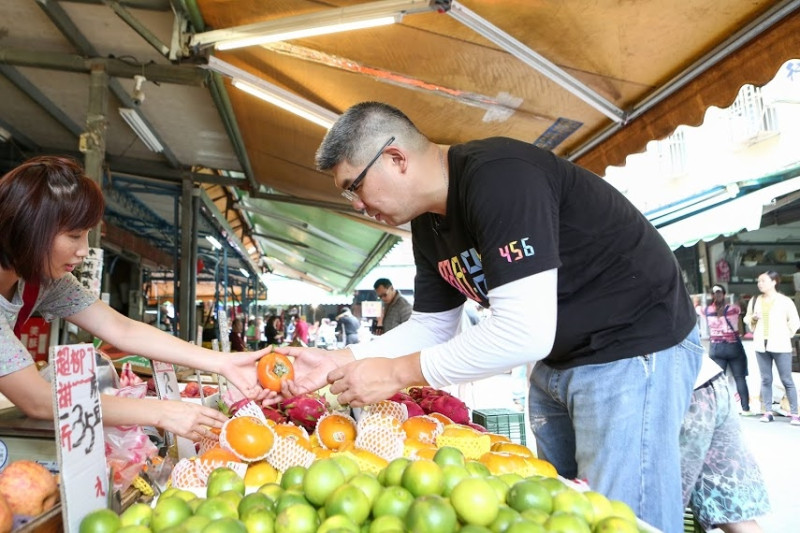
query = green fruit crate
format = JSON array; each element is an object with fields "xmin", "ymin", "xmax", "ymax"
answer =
[
  {"xmin": 684, "ymin": 508, "xmax": 705, "ymax": 533},
  {"xmin": 471, "ymin": 408, "xmax": 526, "ymax": 445}
]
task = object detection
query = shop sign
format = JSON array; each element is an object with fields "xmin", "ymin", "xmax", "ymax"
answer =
[
  {"xmin": 151, "ymin": 360, "xmax": 195, "ymax": 458},
  {"xmin": 51, "ymin": 343, "xmax": 107, "ymax": 532}
]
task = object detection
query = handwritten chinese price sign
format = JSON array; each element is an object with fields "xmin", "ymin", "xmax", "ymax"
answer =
[
  {"xmin": 51, "ymin": 343, "xmax": 107, "ymax": 532},
  {"xmin": 151, "ymin": 360, "xmax": 195, "ymax": 459}
]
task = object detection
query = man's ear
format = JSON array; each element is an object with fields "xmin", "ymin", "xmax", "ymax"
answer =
[{"xmin": 386, "ymin": 146, "xmax": 408, "ymax": 173}]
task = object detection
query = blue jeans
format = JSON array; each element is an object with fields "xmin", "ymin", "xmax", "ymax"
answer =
[
  {"xmin": 528, "ymin": 327, "xmax": 703, "ymax": 533},
  {"xmin": 755, "ymin": 350, "xmax": 798, "ymax": 414}
]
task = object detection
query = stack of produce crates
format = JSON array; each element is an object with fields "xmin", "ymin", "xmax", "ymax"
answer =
[
  {"xmin": 684, "ymin": 508, "xmax": 704, "ymax": 533},
  {"xmin": 471, "ymin": 408, "xmax": 526, "ymax": 445}
]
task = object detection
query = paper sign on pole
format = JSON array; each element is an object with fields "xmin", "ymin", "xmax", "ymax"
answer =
[
  {"xmin": 217, "ymin": 310, "xmax": 231, "ymax": 353},
  {"xmin": 52, "ymin": 344, "xmax": 108, "ymax": 533},
  {"xmin": 151, "ymin": 360, "xmax": 195, "ymax": 459},
  {"xmin": 361, "ymin": 301, "xmax": 382, "ymax": 319}
]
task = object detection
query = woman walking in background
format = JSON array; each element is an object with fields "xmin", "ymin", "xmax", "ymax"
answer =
[{"xmin": 744, "ymin": 271, "xmax": 800, "ymax": 425}]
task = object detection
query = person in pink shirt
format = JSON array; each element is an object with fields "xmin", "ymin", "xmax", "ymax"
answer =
[
  {"xmin": 701, "ymin": 285, "xmax": 752, "ymax": 415},
  {"xmin": 293, "ymin": 314, "xmax": 310, "ymax": 345}
]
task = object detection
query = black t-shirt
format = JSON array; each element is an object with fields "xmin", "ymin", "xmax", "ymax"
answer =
[{"xmin": 411, "ymin": 137, "xmax": 695, "ymax": 369}]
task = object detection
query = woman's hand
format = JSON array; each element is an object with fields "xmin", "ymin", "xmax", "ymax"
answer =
[
  {"xmin": 218, "ymin": 347, "xmax": 273, "ymax": 399},
  {"xmin": 157, "ymin": 400, "xmax": 229, "ymax": 441}
]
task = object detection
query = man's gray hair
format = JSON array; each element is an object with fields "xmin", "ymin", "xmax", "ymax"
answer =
[{"xmin": 315, "ymin": 102, "xmax": 426, "ymax": 171}]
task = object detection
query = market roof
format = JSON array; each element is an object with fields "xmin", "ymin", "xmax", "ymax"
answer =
[{"xmin": 1, "ymin": 0, "xmax": 799, "ymax": 293}]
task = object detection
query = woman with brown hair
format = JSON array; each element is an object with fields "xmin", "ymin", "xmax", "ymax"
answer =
[
  {"xmin": 744, "ymin": 270, "xmax": 800, "ymax": 425},
  {"xmin": 0, "ymin": 155, "xmax": 269, "ymax": 439}
]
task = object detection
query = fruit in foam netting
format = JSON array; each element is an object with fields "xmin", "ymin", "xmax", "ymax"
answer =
[{"xmin": 0, "ymin": 460, "xmax": 59, "ymax": 516}]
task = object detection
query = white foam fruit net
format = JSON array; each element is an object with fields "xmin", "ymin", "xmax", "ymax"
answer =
[
  {"xmin": 354, "ymin": 413, "xmax": 406, "ymax": 462},
  {"xmin": 266, "ymin": 436, "xmax": 316, "ymax": 472},
  {"xmin": 169, "ymin": 458, "xmax": 220, "ymax": 489},
  {"xmin": 402, "ymin": 415, "xmax": 444, "ymax": 444},
  {"xmin": 197, "ymin": 434, "xmax": 220, "ymax": 456},
  {"xmin": 362, "ymin": 400, "xmax": 408, "ymax": 422}
]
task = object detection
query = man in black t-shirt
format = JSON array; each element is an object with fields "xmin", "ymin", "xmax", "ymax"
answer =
[{"xmin": 278, "ymin": 102, "xmax": 702, "ymax": 533}]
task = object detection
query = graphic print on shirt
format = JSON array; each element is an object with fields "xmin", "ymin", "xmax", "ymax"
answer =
[{"xmin": 437, "ymin": 247, "xmax": 488, "ymax": 303}]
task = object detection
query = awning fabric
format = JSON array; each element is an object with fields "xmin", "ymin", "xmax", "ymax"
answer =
[{"xmin": 656, "ymin": 174, "xmax": 800, "ymax": 250}]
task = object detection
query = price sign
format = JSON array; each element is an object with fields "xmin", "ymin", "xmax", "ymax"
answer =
[
  {"xmin": 217, "ymin": 310, "xmax": 231, "ymax": 353},
  {"xmin": 362, "ymin": 301, "xmax": 382, "ymax": 319},
  {"xmin": 151, "ymin": 360, "xmax": 195, "ymax": 459},
  {"xmin": 51, "ymin": 344, "xmax": 108, "ymax": 533}
]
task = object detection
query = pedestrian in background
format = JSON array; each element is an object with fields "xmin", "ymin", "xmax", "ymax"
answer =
[
  {"xmin": 336, "ymin": 307, "xmax": 361, "ymax": 345},
  {"xmin": 745, "ymin": 271, "xmax": 800, "ymax": 425},
  {"xmin": 373, "ymin": 277, "xmax": 412, "ymax": 333},
  {"xmin": 699, "ymin": 285, "xmax": 752, "ymax": 415}
]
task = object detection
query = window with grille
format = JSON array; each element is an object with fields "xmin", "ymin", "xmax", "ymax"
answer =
[{"xmin": 728, "ymin": 85, "xmax": 779, "ymax": 144}]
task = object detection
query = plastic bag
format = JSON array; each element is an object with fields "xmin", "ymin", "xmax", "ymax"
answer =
[{"xmin": 104, "ymin": 368, "xmax": 158, "ymax": 493}]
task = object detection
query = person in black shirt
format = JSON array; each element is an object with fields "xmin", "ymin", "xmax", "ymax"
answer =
[
  {"xmin": 278, "ymin": 102, "xmax": 702, "ymax": 533},
  {"xmin": 336, "ymin": 307, "xmax": 361, "ymax": 345}
]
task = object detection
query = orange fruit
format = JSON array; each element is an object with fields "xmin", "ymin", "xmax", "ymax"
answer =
[
  {"xmin": 479, "ymin": 451, "xmax": 529, "ymax": 476},
  {"xmin": 200, "ymin": 445, "xmax": 241, "ymax": 464},
  {"xmin": 403, "ymin": 438, "xmax": 437, "ymax": 459},
  {"xmin": 405, "ymin": 494, "xmax": 458, "ymax": 533},
  {"xmin": 491, "ymin": 442, "xmax": 535, "ymax": 458},
  {"xmin": 402, "ymin": 415, "xmax": 443, "ymax": 444},
  {"xmin": 349, "ymin": 447, "xmax": 389, "ymax": 475},
  {"xmin": 439, "ymin": 424, "xmax": 481, "ymax": 438},
  {"xmin": 222, "ymin": 416, "xmax": 275, "ymax": 460},
  {"xmin": 244, "ymin": 461, "xmax": 279, "ymax": 487},
  {"xmin": 488, "ymin": 433, "xmax": 512, "ymax": 445},
  {"xmin": 428, "ymin": 412, "xmax": 454, "ymax": 426},
  {"xmin": 273, "ymin": 423, "xmax": 308, "ymax": 440},
  {"xmin": 523, "ymin": 456, "xmax": 558, "ymax": 478},
  {"xmin": 316, "ymin": 413, "xmax": 357, "ymax": 451},
  {"xmin": 506, "ymin": 479, "xmax": 553, "ymax": 514},
  {"xmin": 302, "ymin": 458, "xmax": 347, "ymax": 507}
]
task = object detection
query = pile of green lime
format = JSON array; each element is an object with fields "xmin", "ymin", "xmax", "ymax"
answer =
[{"xmin": 80, "ymin": 448, "xmax": 641, "ymax": 533}]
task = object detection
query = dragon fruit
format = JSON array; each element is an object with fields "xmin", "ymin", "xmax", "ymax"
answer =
[
  {"xmin": 281, "ymin": 394, "xmax": 327, "ymax": 433},
  {"xmin": 260, "ymin": 405, "xmax": 288, "ymax": 424},
  {"xmin": 400, "ymin": 399, "xmax": 425, "ymax": 418},
  {"xmin": 425, "ymin": 394, "xmax": 470, "ymax": 425}
]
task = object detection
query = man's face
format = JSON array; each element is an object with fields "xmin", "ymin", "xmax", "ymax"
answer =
[{"xmin": 376, "ymin": 285, "xmax": 395, "ymax": 303}]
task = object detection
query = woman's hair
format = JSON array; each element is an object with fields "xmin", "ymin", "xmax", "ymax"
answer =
[
  {"xmin": 760, "ymin": 270, "xmax": 781, "ymax": 286},
  {"xmin": 0, "ymin": 155, "xmax": 104, "ymax": 281}
]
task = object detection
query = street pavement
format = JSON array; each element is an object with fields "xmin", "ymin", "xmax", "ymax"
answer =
[
  {"xmin": 734, "ymin": 411, "xmax": 800, "ymax": 533},
  {"xmin": 465, "ymin": 370, "xmax": 800, "ymax": 532}
]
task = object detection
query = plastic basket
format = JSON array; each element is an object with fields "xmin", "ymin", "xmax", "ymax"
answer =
[
  {"xmin": 683, "ymin": 507, "xmax": 704, "ymax": 533},
  {"xmin": 471, "ymin": 408, "xmax": 526, "ymax": 445}
]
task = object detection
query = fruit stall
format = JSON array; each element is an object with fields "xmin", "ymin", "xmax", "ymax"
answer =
[{"xmin": 0, "ymin": 352, "xmax": 657, "ymax": 533}]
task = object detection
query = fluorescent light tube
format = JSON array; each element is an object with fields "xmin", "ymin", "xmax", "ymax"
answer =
[
  {"xmin": 217, "ymin": 15, "xmax": 399, "ymax": 50},
  {"xmin": 205, "ymin": 235, "xmax": 223, "ymax": 250},
  {"xmin": 190, "ymin": 0, "xmax": 440, "ymax": 50},
  {"xmin": 118, "ymin": 108, "xmax": 164, "ymax": 152},
  {"xmin": 239, "ymin": 267, "xmax": 250, "ymax": 278},
  {"xmin": 232, "ymin": 79, "xmax": 335, "ymax": 129}
]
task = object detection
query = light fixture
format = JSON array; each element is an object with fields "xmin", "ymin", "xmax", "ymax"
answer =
[
  {"xmin": 118, "ymin": 108, "xmax": 164, "ymax": 152},
  {"xmin": 646, "ymin": 183, "xmax": 741, "ymax": 227},
  {"xmin": 447, "ymin": 1, "xmax": 625, "ymax": 123},
  {"xmin": 239, "ymin": 267, "xmax": 250, "ymax": 278},
  {"xmin": 205, "ymin": 235, "xmax": 223, "ymax": 250},
  {"xmin": 207, "ymin": 57, "xmax": 339, "ymax": 129},
  {"xmin": 190, "ymin": 0, "xmax": 444, "ymax": 51}
]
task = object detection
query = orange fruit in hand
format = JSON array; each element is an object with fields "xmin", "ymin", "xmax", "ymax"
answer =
[
  {"xmin": 222, "ymin": 416, "xmax": 275, "ymax": 460},
  {"xmin": 402, "ymin": 415, "xmax": 443, "ymax": 444},
  {"xmin": 315, "ymin": 413, "xmax": 357, "ymax": 451}
]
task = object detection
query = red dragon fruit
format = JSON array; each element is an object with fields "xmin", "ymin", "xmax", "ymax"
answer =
[
  {"xmin": 389, "ymin": 391, "xmax": 415, "ymax": 404},
  {"xmin": 281, "ymin": 394, "xmax": 327, "ymax": 433},
  {"xmin": 400, "ymin": 399, "xmax": 425, "ymax": 417},
  {"xmin": 408, "ymin": 386, "xmax": 445, "ymax": 402},
  {"xmin": 426, "ymin": 394, "xmax": 470, "ymax": 425},
  {"xmin": 260, "ymin": 405, "xmax": 288, "ymax": 424}
]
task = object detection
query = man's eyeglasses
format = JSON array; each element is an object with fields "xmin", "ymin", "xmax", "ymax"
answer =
[
  {"xmin": 376, "ymin": 291, "xmax": 390, "ymax": 299},
  {"xmin": 341, "ymin": 136, "xmax": 395, "ymax": 203}
]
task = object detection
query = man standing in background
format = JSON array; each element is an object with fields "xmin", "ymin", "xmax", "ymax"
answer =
[{"xmin": 374, "ymin": 278, "xmax": 412, "ymax": 334}]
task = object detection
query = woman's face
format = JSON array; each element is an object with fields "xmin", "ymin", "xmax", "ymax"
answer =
[
  {"xmin": 757, "ymin": 273, "xmax": 776, "ymax": 294},
  {"xmin": 48, "ymin": 229, "xmax": 90, "ymax": 279}
]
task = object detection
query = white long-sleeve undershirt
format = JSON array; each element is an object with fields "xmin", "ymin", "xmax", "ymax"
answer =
[{"xmin": 348, "ymin": 269, "xmax": 558, "ymax": 389}]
